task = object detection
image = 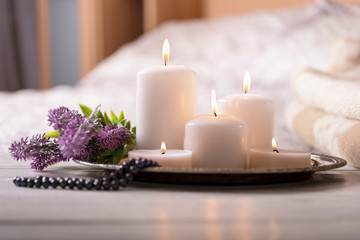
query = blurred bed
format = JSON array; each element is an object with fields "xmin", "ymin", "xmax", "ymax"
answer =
[{"xmin": 1, "ymin": 0, "xmax": 360, "ymax": 157}]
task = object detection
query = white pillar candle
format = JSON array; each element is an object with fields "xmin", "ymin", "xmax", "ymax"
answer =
[
  {"xmin": 136, "ymin": 39, "xmax": 196, "ymax": 149},
  {"xmin": 218, "ymin": 71, "xmax": 275, "ymax": 150},
  {"xmin": 249, "ymin": 139, "xmax": 311, "ymax": 169},
  {"xmin": 128, "ymin": 142, "xmax": 192, "ymax": 168},
  {"xmin": 184, "ymin": 90, "xmax": 248, "ymax": 168}
]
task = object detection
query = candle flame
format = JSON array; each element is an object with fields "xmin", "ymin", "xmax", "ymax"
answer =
[
  {"xmin": 162, "ymin": 38, "xmax": 170, "ymax": 66},
  {"xmin": 161, "ymin": 141, "xmax": 166, "ymax": 154},
  {"xmin": 272, "ymin": 138, "xmax": 278, "ymax": 149},
  {"xmin": 243, "ymin": 71, "xmax": 251, "ymax": 94},
  {"xmin": 211, "ymin": 89, "xmax": 217, "ymax": 116}
]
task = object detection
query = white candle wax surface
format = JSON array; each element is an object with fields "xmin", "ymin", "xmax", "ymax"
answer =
[
  {"xmin": 249, "ymin": 148, "xmax": 311, "ymax": 169},
  {"xmin": 184, "ymin": 114, "xmax": 247, "ymax": 168},
  {"xmin": 218, "ymin": 93, "xmax": 275, "ymax": 150},
  {"xmin": 128, "ymin": 149, "xmax": 192, "ymax": 168},
  {"xmin": 136, "ymin": 65, "xmax": 196, "ymax": 149}
]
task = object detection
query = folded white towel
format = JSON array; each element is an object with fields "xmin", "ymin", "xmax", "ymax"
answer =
[
  {"xmin": 285, "ymin": 100, "xmax": 360, "ymax": 168},
  {"xmin": 291, "ymin": 68, "xmax": 360, "ymax": 120},
  {"xmin": 287, "ymin": 38, "xmax": 360, "ymax": 167},
  {"xmin": 331, "ymin": 38, "xmax": 360, "ymax": 72}
]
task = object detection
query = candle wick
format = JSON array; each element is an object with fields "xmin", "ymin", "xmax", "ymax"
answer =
[
  {"xmin": 164, "ymin": 61, "xmax": 167, "ymax": 66},
  {"xmin": 214, "ymin": 112, "xmax": 217, "ymax": 117},
  {"xmin": 161, "ymin": 151, "xmax": 165, "ymax": 155},
  {"xmin": 244, "ymin": 90, "xmax": 247, "ymax": 94},
  {"xmin": 273, "ymin": 149, "xmax": 279, "ymax": 153}
]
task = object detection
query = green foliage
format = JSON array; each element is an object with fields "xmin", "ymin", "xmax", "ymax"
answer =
[
  {"xmin": 110, "ymin": 110, "xmax": 119, "ymax": 124},
  {"xmin": 119, "ymin": 111, "xmax": 124, "ymax": 121},
  {"xmin": 94, "ymin": 110, "xmax": 106, "ymax": 126},
  {"xmin": 103, "ymin": 112, "xmax": 112, "ymax": 126},
  {"xmin": 79, "ymin": 104, "xmax": 136, "ymax": 164},
  {"xmin": 44, "ymin": 130, "xmax": 60, "ymax": 138},
  {"xmin": 79, "ymin": 104, "xmax": 93, "ymax": 117}
]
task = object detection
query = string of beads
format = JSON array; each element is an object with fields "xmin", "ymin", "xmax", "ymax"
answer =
[{"xmin": 13, "ymin": 158, "xmax": 159, "ymax": 191}]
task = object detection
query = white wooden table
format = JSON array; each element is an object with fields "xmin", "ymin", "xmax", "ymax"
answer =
[{"xmin": 1, "ymin": 154, "xmax": 360, "ymax": 240}]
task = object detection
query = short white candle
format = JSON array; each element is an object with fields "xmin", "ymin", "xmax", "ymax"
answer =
[
  {"xmin": 218, "ymin": 71, "xmax": 275, "ymax": 151},
  {"xmin": 128, "ymin": 142, "xmax": 192, "ymax": 168},
  {"xmin": 184, "ymin": 90, "xmax": 248, "ymax": 168},
  {"xmin": 136, "ymin": 39, "xmax": 196, "ymax": 149},
  {"xmin": 249, "ymin": 139, "xmax": 311, "ymax": 169}
]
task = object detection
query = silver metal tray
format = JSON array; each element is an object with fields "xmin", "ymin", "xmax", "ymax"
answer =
[{"xmin": 73, "ymin": 153, "xmax": 347, "ymax": 185}]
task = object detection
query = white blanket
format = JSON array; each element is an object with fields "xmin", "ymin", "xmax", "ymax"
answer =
[{"xmin": 1, "ymin": 0, "xmax": 360, "ymax": 154}]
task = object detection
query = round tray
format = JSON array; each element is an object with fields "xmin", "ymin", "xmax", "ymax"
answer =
[{"xmin": 73, "ymin": 153, "xmax": 347, "ymax": 185}]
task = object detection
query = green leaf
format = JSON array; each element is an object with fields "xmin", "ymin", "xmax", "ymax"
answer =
[
  {"xmin": 131, "ymin": 127, "xmax": 136, "ymax": 134},
  {"xmin": 94, "ymin": 110, "xmax": 106, "ymax": 126},
  {"xmin": 119, "ymin": 119, "xmax": 126, "ymax": 126},
  {"xmin": 44, "ymin": 130, "xmax": 60, "ymax": 138},
  {"xmin": 100, "ymin": 155, "xmax": 114, "ymax": 164},
  {"xmin": 125, "ymin": 121, "xmax": 131, "ymax": 130},
  {"xmin": 123, "ymin": 142, "xmax": 136, "ymax": 158},
  {"xmin": 112, "ymin": 147, "xmax": 124, "ymax": 164},
  {"xmin": 96, "ymin": 149, "xmax": 114, "ymax": 164},
  {"xmin": 119, "ymin": 111, "xmax": 125, "ymax": 121},
  {"xmin": 101, "ymin": 148, "xmax": 114, "ymax": 158},
  {"xmin": 110, "ymin": 110, "xmax": 119, "ymax": 124},
  {"xmin": 79, "ymin": 104, "xmax": 93, "ymax": 117},
  {"xmin": 94, "ymin": 104, "xmax": 101, "ymax": 112},
  {"xmin": 127, "ymin": 137, "xmax": 135, "ymax": 146},
  {"xmin": 103, "ymin": 112, "xmax": 112, "ymax": 126}
]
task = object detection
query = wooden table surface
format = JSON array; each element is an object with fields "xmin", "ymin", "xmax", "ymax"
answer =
[{"xmin": 1, "ymin": 154, "xmax": 360, "ymax": 240}]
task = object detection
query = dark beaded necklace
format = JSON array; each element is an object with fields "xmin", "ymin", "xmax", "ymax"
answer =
[{"xmin": 13, "ymin": 158, "xmax": 159, "ymax": 191}]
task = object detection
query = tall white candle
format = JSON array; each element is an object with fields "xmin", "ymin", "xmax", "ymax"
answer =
[
  {"xmin": 218, "ymin": 71, "xmax": 275, "ymax": 151},
  {"xmin": 136, "ymin": 39, "xmax": 197, "ymax": 149},
  {"xmin": 184, "ymin": 90, "xmax": 248, "ymax": 168}
]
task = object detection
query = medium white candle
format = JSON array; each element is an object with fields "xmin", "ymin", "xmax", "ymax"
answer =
[
  {"xmin": 128, "ymin": 142, "xmax": 192, "ymax": 168},
  {"xmin": 249, "ymin": 139, "xmax": 311, "ymax": 169},
  {"xmin": 184, "ymin": 90, "xmax": 248, "ymax": 168},
  {"xmin": 136, "ymin": 39, "xmax": 196, "ymax": 149},
  {"xmin": 218, "ymin": 71, "xmax": 275, "ymax": 151}
]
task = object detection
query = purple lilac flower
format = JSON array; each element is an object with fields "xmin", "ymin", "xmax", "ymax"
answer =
[
  {"xmin": 48, "ymin": 106, "xmax": 82, "ymax": 132},
  {"xmin": 75, "ymin": 138, "xmax": 101, "ymax": 161},
  {"xmin": 9, "ymin": 134, "xmax": 69, "ymax": 171},
  {"xmin": 9, "ymin": 137, "xmax": 32, "ymax": 161},
  {"xmin": 96, "ymin": 125, "xmax": 129, "ymax": 149},
  {"xmin": 58, "ymin": 116, "xmax": 99, "ymax": 158}
]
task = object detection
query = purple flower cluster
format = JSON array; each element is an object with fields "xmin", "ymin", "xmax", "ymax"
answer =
[
  {"xmin": 48, "ymin": 107, "xmax": 82, "ymax": 132},
  {"xmin": 9, "ymin": 134, "xmax": 69, "ymax": 171},
  {"xmin": 58, "ymin": 115, "xmax": 99, "ymax": 158},
  {"xmin": 9, "ymin": 106, "xmax": 131, "ymax": 170},
  {"xmin": 96, "ymin": 125, "xmax": 129, "ymax": 149}
]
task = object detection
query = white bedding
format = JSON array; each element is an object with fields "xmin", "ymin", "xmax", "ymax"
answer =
[{"xmin": 1, "ymin": 0, "xmax": 360, "ymax": 155}]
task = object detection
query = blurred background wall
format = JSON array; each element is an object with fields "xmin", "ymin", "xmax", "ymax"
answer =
[
  {"xmin": 50, "ymin": 0, "xmax": 78, "ymax": 87},
  {"xmin": 0, "ymin": 0, "xmax": 359, "ymax": 91},
  {"xmin": 0, "ymin": 0, "xmax": 39, "ymax": 90},
  {"xmin": 0, "ymin": 0, "xmax": 143, "ymax": 91}
]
